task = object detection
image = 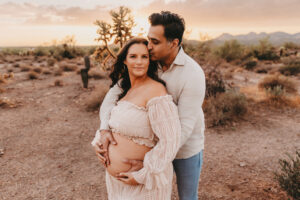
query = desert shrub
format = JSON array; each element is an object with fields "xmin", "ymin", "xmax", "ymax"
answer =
[
  {"xmin": 243, "ymin": 58, "xmax": 257, "ymax": 70},
  {"xmin": 54, "ymin": 79, "xmax": 63, "ymax": 87},
  {"xmin": 255, "ymin": 67, "xmax": 268, "ymax": 74},
  {"xmin": 33, "ymin": 47, "xmax": 49, "ymax": 56},
  {"xmin": 13, "ymin": 63, "xmax": 20, "ymax": 68},
  {"xmin": 47, "ymin": 58, "xmax": 56, "ymax": 66},
  {"xmin": 0, "ymin": 74, "xmax": 6, "ymax": 84},
  {"xmin": 7, "ymin": 68, "xmax": 13, "ymax": 73},
  {"xmin": 252, "ymin": 37, "xmax": 279, "ymax": 61},
  {"xmin": 54, "ymin": 68, "xmax": 63, "ymax": 76},
  {"xmin": 20, "ymin": 65, "xmax": 31, "ymax": 72},
  {"xmin": 203, "ymin": 90, "xmax": 248, "ymax": 126},
  {"xmin": 0, "ymin": 97, "xmax": 17, "ymax": 108},
  {"xmin": 59, "ymin": 63, "xmax": 78, "ymax": 72},
  {"xmin": 258, "ymin": 74, "xmax": 297, "ymax": 94},
  {"xmin": 27, "ymin": 71, "xmax": 39, "ymax": 79},
  {"xmin": 284, "ymin": 42, "xmax": 299, "ymax": 50},
  {"xmin": 274, "ymin": 150, "xmax": 300, "ymax": 200},
  {"xmin": 279, "ymin": 58, "xmax": 300, "ymax": 76},
  {"xmin": 43, "ymin": 69, "xmax": 52, "ymax": 75},
  {"xmin": 214, "ymin": 40, "xmax": 244, "ymax": 62},
  {"xmin": 205, "ymin": 68, "xmax": 226, "ymax": 98},
  {"xmin": 88, "ymin": 68, "xmax": 106, "ymax": 79},
  {"xmin": 33, "ymin": 67, "xmax": 42, "ymax": 73},
  {"xmin": 86, "ymin": 85, "xmax": 109, "ymax": 111}
]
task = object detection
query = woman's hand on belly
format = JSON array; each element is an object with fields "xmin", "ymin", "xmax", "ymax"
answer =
[{"xmin": 106, "ymin": 132, "xmax": 151, "ymax": 177}]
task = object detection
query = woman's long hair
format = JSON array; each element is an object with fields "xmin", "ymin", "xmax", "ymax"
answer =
[{"xmin": 109, "ymin": 37, "xmax": 166, "ymax": 100}]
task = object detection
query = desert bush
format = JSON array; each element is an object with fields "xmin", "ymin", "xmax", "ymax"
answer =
[
  {"xmin": 274, "ymin": 150, "xmax": 300, "ymax": 200},
  {"xmin": 214, "ymin": 40, "xmax": 244, "ymax": 62},
  {"xmin": 205, "ymin": 67, "xmax": 226, "ymax": 98},
  {"xmin": 43, "ymin": 69, "xmax": 52, "ymax": 75},
  {"xmin": 258, "ymin": 74, "xmax": 297, "ymax": 94},
  {"xmin": 203, "ymin": 90, "xmax": 248, "ymax": 126},
  {"xmin": 33, "ymin": 67, "xmax": 43, "ymax": 73},
  {"xmin": 252, "ymin": 37, "xmax": 279, "ymax": 61},
  {"xmin": 86, "ymin": 85, "xmax": 109, "ymax": 111},
  {"xmin": 54, "ymin": 68, "xmax": 63, "ymax": 76},
  {"xmin": 243, "ymin": 58, "xmax": 257, "ymax": 70},
  {"xmin": 13, "ymin": 63, "xmax": 20, "ymax": 68},
  {"xmin": 7, "ymin": 68, "xmax": 13, "ymax": 73},
  {"xmin": 0, "ymin": 97, "xmax": 17, "ymax": 108},
  {"xmin": 47, "ymin": 58, "xmax": 56, "ymax": 66},
  {"xmin": 284, "ymin": 42, "xmax": 299, "ymax": 50},
  {"xmin": 59, "ymin": 63, "xmax": 78, "ymax": 72},
  {"xmin": 33, "ymin": 47, "xmax": 49, "ymax": 56},
  {"xmin": 27, "ymin": 71, "xmax": 39, "ymax": 79},
  {"xmin": 279, "ymin": 58, "xmax": 300, "ymax": 76},
  {"xmin": 20, "ymin": 65, "xmax": 31, "ymax": 72},
  {"xmin": 0, "ymin": 74, "xmax": 6, "ymax": 84},
  {"xmin": 88, "ymin": 68, "xmax": 106, "ymax": 79},
  {"xmin": 54, "ymin": 79, "xmax": 64, "ymax": 87}
]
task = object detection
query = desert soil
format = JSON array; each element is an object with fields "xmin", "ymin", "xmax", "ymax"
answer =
[{"xmin": 0, "ymin": 56, "xmax": 299, "ymax": 200}]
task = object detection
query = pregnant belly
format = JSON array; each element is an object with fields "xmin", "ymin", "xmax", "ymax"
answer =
[{"xmin": 106, "ymin": 132, "xmax": 152, "ymax": 177}]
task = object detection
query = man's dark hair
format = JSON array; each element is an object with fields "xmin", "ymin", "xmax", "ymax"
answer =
[{"xmin": 149, "ymin": 11, "xmax": 185, "ymax": 45}]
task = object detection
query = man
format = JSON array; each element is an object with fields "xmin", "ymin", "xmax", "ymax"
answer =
[{"xmin": 92, "ymin": 11, "xmax": 206, "ymax": 200}]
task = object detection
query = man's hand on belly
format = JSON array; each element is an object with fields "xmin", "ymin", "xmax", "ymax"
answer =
[
  {"xmin": 122, "ymin": 158, "xmax": 143, "ymax": 172},
  {"xmin": 95, "ymin": 130, "xmax": 117, "ymax": 166}
]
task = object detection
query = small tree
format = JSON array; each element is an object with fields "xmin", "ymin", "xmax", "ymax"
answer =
[{"xmin": 94, "ymin": 6, "xmax": 135, "ymax": 66}]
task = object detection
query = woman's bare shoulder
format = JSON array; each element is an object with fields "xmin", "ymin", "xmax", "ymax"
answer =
[{"xmin": 146, "ymin": 79, "xmax": 167, "ymax": 99}]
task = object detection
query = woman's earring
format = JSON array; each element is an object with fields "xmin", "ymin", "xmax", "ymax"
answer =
[{"xmin": 123, "ymin": 64, "xmax": 127, "ymax": 70}]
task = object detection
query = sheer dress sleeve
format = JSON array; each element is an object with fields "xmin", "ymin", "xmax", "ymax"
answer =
[{"xmin": 131, "ymin": 95, "xmax": 181, "ymax": 190}]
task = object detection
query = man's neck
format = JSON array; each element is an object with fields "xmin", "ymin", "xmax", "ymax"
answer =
[{"xmin": 159, "ymin": 46, "xmax": 180, "ymax": 72}]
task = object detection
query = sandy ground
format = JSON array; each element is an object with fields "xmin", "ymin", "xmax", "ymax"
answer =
[{"xmin": 0, "ymin": 56, "xmax": 299, "ymax": 199}]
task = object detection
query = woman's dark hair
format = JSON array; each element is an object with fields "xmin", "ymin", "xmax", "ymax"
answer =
[
  {"xmin": 109, "ymin": 37, "xmax": 166, "ymax": 100},
  {"xmin": 149, "ymin": 11, "xmax": 185, "ymax": 45}
]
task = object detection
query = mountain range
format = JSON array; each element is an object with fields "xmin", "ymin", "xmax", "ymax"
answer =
[{"xmin": 213, "ymin": 32, "xmax": 300, "ymax": 46}]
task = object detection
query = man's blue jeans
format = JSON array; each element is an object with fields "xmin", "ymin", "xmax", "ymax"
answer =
[{"xmin": 173, "ymin": 150, "xmax": 203, "ymax": 200}]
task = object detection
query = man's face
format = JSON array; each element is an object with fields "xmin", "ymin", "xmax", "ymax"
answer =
[{"xmin": 147, "ymin": 25, "xmax": 173, "ymax": 62}]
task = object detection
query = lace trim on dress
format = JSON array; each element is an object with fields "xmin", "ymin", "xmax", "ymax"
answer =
[{"xmin": 111, "ymin": 129, "xmax": 156, "ymax": 148}]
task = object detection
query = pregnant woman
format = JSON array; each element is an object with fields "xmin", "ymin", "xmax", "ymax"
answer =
[{"xmin": 92, "ymin": 37, "xmax": 181, "ymax": 199}]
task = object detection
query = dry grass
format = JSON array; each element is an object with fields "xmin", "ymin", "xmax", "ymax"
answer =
[
  {"xmin": 86, "ymin": 85, "xmax": 109, "ymax": 111},
  {"xmin": 203, "ymin": 90, "xmax": 248, "ymax": 127},
  {"xmin": 0, "ymin": 74, "xmax": 6, "ymax": 84},
  {"xmin": 59, "ymin": 63, "xmax": 78, "ymax": 72},
  {"xmin": 0, "ymin": 97, "xmax": 17, "ymax": 108},
  {"xmin": 27, "ymin": 71, "xmax": 39, "ymax": 79},
  {"xmin": 54, "ymin": 68, "xmax": 63, "ymax": 76},
  {"xmin": 54, "ymin": 79, "xmax": 64, "ymax": 87},
  {"xmin": 13, "ymin": 63, "xmax": 20, "ymax": 68},
  {"xmin": 88, "ymin": 68, "xmax": 107, "ymax": 79},
  {"xmin": 20, "ymin": 65, "xmax": 31, "ymax": 72},
  {"xmin": 33, "ymin": 67, "xmax": 43, "ymax": 73},
  {"xmin": 47, "ymin": 58, "xmax": 56, "ymax": 66},
  {"xmin": 7, "ymin": 68, "xmax": 13, "ymax": 73},
  {"xmin": 43, "ymin": 69, "xmax": 52, "ymax": 75},
  {"xmin": 258, "ymin": 74, "xmax": 297, "ymax": 94}
]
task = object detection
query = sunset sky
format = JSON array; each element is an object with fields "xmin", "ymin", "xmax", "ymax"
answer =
[{"xmin": 0, "ymin": 0, "xmax": 300, "ymax": 46}]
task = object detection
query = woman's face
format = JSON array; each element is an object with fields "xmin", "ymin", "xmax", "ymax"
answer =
[{"xmin": 124, "ymin": 43, "xmax": 150, "ymax": 78}]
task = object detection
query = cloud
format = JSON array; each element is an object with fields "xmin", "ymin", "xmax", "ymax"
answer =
[
  {"xmin": 137, "ymin": 0, "xmax": 300, "ymax": 28},
  {"xmin": 0, "ymin": 2, "xmax": 111, "ymax": 26}
]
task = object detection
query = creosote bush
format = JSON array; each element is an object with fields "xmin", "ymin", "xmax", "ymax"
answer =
[
  {"xmin": 214, "ymin": 40, "xmax": 244, "ymax": 62},
  {"xmin": 59, "ymin": 63, "xmax": 78, "ymax": 72},
  {"xmin": 33, "ymin": 67, "xmax": 43, "ymax": 73},
  {"xmin": 54, "ymin": 79, "xmax": 63, "ymax": 87},
  {"xmin": 258, "ymin": 74, "xmax": 297, "ymax": 94},
  {"xmin": 274, "ymin": 150, "xmax": 300, "ymax": 200},
  {"xmin": 27, "ymin": 71, "xmax": 39, "ymax": 79},
  {"xmin": 203, "ymin": 90, "xmax": 248, "ymax": 127},
  {"xmin": 279, "ymin": 58, "xmax": 300, "ymax": 76},
  {"xmin": 205, "ymin": 67, "xmax": 226, "ymax": 98},
  {"xmin": 20, "ymin": 65, "xmax": 31, "ymax": 72},
  {"xmin": 86, "ymin": 85, "xmax": 109, "ymax": 111}
]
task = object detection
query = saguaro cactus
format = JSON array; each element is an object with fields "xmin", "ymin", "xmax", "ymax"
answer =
[{"xmin": 81, "ymin": 56, "xmax": 91, "ymax": 88}]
